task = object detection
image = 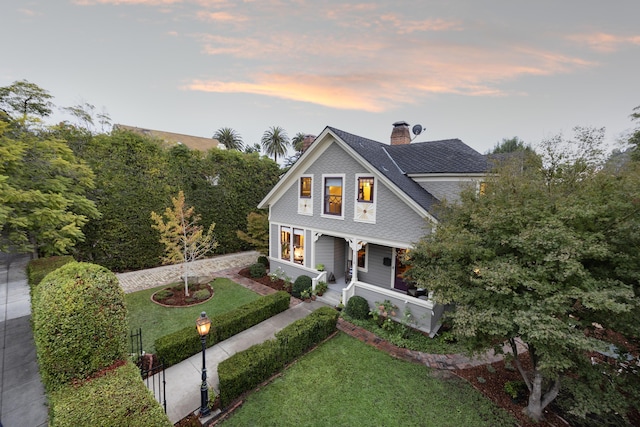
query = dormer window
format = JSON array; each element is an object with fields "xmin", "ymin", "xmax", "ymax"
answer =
[{"xmin": 357, "ymin": 177, "xmax": 374, "ymax": 202}]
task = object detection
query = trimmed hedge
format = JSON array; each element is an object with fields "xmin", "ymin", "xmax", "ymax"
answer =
[
  {"xmin": 345, "ymin": 295, "xmax": 370, "ymax": 320},
  {"xmin": 48, "ymin": 361, "xmax": 171, "ymax": 427},
  {"xmin": 26, "ymin": 255, "xmax": 74, "ymax": 287},
  {"xmin": 218, "ymin": 306, "xmax": 339, "ymax": 407},
  {"xmin": 155, "ymin": 291, "xmax": 291, "ymax": 367},
  {"xmin": 32, "ymin": 262, "xmax": 128, "ymax": 392}
]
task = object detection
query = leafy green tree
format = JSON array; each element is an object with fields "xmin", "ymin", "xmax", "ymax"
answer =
[
  {"xmin": 488, "ymin": 136, "xmax": 533, "ymax": 154},
  {"xmin": 213, "ymin": 127, "xmax": 244, "ymax": 151},
  {"xmin": 0, "ymin": 122, "xmax": 99, "ymax": 256},
  {"xmin": 261, "ymin": 126, "xmax": 290, "ymax": 163},
  {"xmin": 151, "ymin": 190, "xmax": 217, "ymax": 296},
  {"xmin": 629, "ymin": 105, "xmax": 640, "ymax": 161},
  {"xmin": 408, "ymin": 127, "xmax": 639, "ymax": 423},
  {"xmin": 236, "ymin": 211, "xmax": 269, "ymax": 255},
  {"xmin": 0, "ymin": 80, "xmax": 54, "ymax": 121}
]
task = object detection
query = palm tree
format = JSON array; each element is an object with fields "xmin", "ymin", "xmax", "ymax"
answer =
[
  {"xmin": 213, "ymin": 127, "xmax": 244, "ymax": 151},
  {"xmin": 261, "ymin": 126, "xmax": 290, "ymax": 163},
  {"xmin": 292, "ymin": 132, "xmax": 306, "ymax": 154}
]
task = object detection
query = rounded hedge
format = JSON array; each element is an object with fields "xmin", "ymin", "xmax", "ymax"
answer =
[
  {"xmin": 291, "ymin": 275, "xmax": 312, "ymax": 298},
  {"xmin": 345, "ymin": 295, "xmax": 370, "ymax": 320},
  {"xmin": 257, "ymin": 255, "xmax": 269, "ymax": 268},
  {"xmin": 249, "ymin": 262, "xmax": 266, "ymax": 278},
  {"xmin": 33, "ymin": 262, "xmax": 128, "ymax": 391}
]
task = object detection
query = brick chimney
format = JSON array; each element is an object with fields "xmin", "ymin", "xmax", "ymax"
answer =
[
  {"xmin": 302, "ymin": 134, "xmax": 316, "ymax": 152},
  {"xmin": 390, "ymin": 121, "xmax": 411, "ymax": 145}
]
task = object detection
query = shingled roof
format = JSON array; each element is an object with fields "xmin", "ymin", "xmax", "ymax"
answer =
[{"xmin": 328, "ymin": 126, "xmax": 488, "ymax": 214}]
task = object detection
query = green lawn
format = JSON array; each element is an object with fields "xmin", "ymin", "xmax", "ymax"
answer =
[
  {"xmin": 220, "ymin": 332, "xmax": 515, "ymax": 427},
  {"xmin": 125, "ymin": 278, "xmax": 260, "ymax": 354}
]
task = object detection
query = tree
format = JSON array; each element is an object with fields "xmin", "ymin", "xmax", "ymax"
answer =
[
  {"xmin": 0, "ymin": 80, "xmax": 54, "ymax": 121},
  {"xmin": 629, "ymin": 105, "xmax": 640, "ymax": 161},
  {"xmin": 244, "ymin": 143, "xmax": 262, "ymax": 154},
  {"xmin": 213, "ymin": 127, "xmax": 244, "ymax": 151},
  {"xmin": 0, "ymin": 122, "xmax": 100, "ymax": 256},
  {"xmin": 291, "ymin": 132, "xmax": 306, "ymax": 153},
  {"xmin": 261, "ymin": 126, "xmax": 290, "ymax": 163},
  {"xmin": 236, "ymin": 211, "xmax": 269, "ymax": 255},
  {"xmin": 408, "ymin": 127, "xmax": 639, "ymax": 422},
  {"xmin": 151, "ymin": 191, "xmax": 218, "ymax": 296},
  {"xmin": 488, "ymin": 136, "xmax": 533, "ymax": 154}
]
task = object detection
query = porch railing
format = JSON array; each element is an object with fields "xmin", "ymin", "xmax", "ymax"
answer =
[{"xmin": 342, "ymin": 281, "xmax": 444, "ymax": 337}]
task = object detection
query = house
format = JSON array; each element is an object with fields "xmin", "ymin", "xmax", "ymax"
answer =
[
  {"xmin": 115, "ymin": 124, "xmax": 223, "ymax": 151},
  {"xmin": 258, "ymin": 121, "xmax": 488, "ymax": 335}
]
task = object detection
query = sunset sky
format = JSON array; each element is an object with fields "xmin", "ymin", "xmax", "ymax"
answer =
[{"xmin": 1, "ymin": 0, "xmax": 638, "ymax": 155}]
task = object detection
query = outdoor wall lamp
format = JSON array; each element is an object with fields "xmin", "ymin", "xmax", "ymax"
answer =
[{"xmin": 196, "ymin": 311, "xmax": 212, "ymax": 417}]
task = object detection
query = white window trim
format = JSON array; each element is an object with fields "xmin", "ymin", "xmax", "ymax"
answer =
[
  {"xmin": 354, "ymin": 174, "xmax": 377, "ymax": 224},
  {"xmin": 297, "ymin": 174, "xmax": 314, "ymax": 216},
  {"xmin": 321, "ymin": 173, "xmax": 345, "ymax": 220}
]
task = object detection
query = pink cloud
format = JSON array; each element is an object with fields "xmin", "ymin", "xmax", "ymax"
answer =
[
  {"xmin": 196, "ymin": 10, "xmax": 248, "ymax": 23},
  {"xmin": 568, "ymin": 32, "xmax": 640, "ymax": 53},
  {"xmin": 72, "ymin": 0, "xmax": 182, "ymax": 5}
]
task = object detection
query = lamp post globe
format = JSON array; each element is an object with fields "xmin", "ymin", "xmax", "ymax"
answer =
[{"xmin": 196, "ymin": 311, "xmax": 212, "ymax": 417}]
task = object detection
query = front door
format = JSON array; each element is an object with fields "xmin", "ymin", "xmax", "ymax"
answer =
[{"xmin": 394, "ymin": 249, "xmax": 409, "ymax": 291}]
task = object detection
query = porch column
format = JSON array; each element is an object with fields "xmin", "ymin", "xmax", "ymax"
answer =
[{"xmin": 347, "ymin": 239, "xmax": 366, "ymax": 283}]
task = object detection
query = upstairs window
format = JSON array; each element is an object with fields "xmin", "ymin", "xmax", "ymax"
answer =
[
  {"xmin": 357, "ymin": 177, "xmax": 374, "ymax": 202},
  {"xmin": 300, "ymin": 177, "xmax": 312, "ymax": 198},
  {"xmin": 324, "ymin": 176, "xmax": 343, "ymax": 216}
]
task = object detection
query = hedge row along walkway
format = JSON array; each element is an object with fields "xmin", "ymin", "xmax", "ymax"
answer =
[{"xmin": 119, "ymin": 254, "xmax": 525, "ymax": 424}]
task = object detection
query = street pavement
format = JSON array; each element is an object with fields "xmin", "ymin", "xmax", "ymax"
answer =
[{"xmin": 0, "ymin": 252, "xmax": 47, "ymax": 427}]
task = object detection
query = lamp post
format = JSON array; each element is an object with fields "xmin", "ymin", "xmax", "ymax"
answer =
[{"xmin": 196, "ymin": 311, "xmax": 212, "ymax": 417}]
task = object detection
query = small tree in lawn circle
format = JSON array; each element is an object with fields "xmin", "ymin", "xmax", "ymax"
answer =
[{"xmin": 151, "ymin": 191, "xmax": 218, "ymax": 296}]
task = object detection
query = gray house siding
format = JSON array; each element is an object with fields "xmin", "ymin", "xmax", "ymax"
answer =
[
  {"xmin": 417, "ymin": 181, "xmax": 475, "ymax": 204},
  {"xmin": 270, "ymin": 142, "xmax": 430, "ymax": 245},
  {"xmin": 357, "ymin": 244, "xmax": 392, "ymax": 288},
  {"xmin": 270, "ymin": 223, "xmax": 279, "ymax": 259},
  {"xmin": 315, "ymin": 235, "xmax": 335, "ymax": 275},
  {"xmin": 333, "ymin": 237, "xmax": 346, "ymax": 281}
]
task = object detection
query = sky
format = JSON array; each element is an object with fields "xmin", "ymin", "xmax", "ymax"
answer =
[{"xmin": 1, "ymin": 0, "xmax": 639, "ymax": 156}]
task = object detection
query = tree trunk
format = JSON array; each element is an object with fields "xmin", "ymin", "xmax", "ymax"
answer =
[{"xmin": 525, "ymin": 370, "xmax": 561, "ymax": 422}]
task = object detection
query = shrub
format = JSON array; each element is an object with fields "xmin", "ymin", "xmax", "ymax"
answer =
[
  {"xmin": 48, "ymin": 361, "xmax": 171, "ymax": 427},
  {"xmin": 32, "ymin": 262, "xmax": 128, "ymax": 392},
  {"xmin": 154, "ymin": 289, "xmax": 174, "ymax": 300},
  {"xmin": 291, "ymin": 275, "xmax": 312, "ymax": 298},
  {"xmin": 345, "ymin": 295, "xmax": 370, "ymax": 320},
  {"xmin": 257, "ymin": 255, "xmax": 269, "ymax": 268},
  {"xmin": 156, "ymin": 291, "xmax": 290, "ymax": 367},
  {"xmin": 249, "ymin": 262, "xmax": 266, "ymax": 278},
  {"xmin": 26, "ymin": 255, "xmax": 74, "ymax": 287},
  {"xmin": 193, "ymin": 289, "xmax": 210, "ymax": 301}
]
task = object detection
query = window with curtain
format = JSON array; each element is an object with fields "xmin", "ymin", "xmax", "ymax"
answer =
[
  {"xmin": 293, "ymin": 228, "xmax": 304, "ymax": 264},
  {"xmin": 300, "ymin": 177, "xmax": 312, "ymax": 198}
]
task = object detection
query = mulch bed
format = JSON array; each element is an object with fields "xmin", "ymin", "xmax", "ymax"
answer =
[{"xmin": 237, "ymin": 267, "xmax": 290, "ymax": 292}]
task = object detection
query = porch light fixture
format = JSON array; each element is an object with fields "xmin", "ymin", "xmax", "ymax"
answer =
[{"xmin": 196, "ymin": 311, "xmax": 212, "ymax": 417}]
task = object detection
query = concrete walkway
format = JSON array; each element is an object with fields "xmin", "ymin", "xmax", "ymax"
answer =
[
  {"xmin": 0, "ymin": 252, "xmax": 47, "ymax": 427},
  {"xmin": 116, "ymin": 252, "xmax": 331, "ymax": 424}
]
